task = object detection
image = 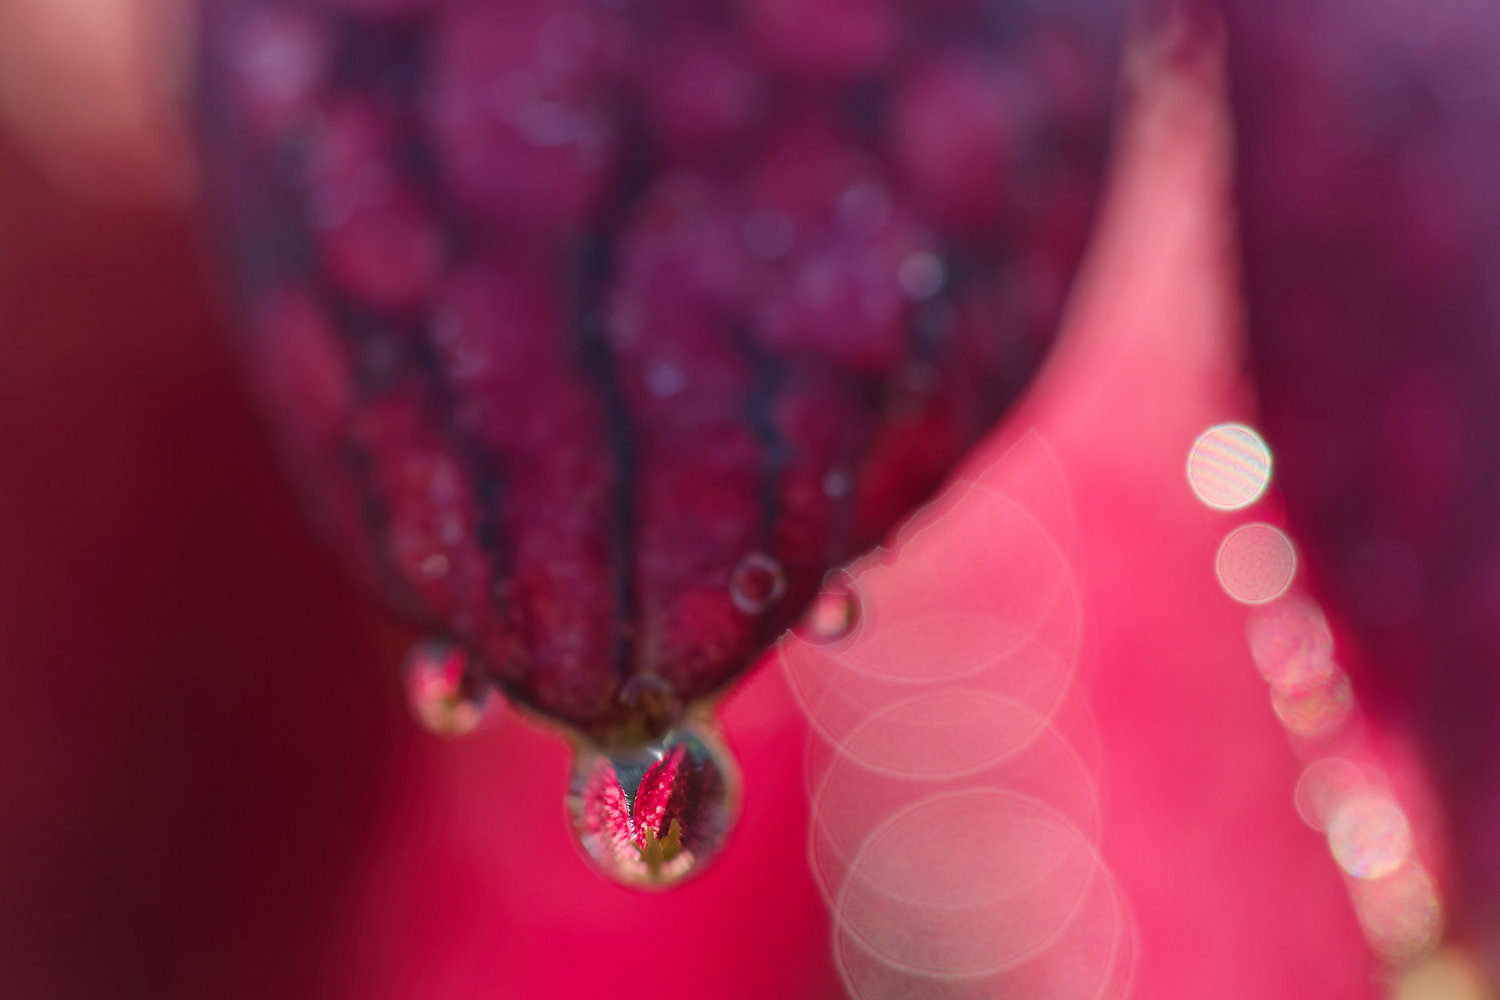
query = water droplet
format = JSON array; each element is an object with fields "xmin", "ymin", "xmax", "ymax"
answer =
[
  {"xmin": 401, "ymin": 637, "xmax": 492, "ymax": 737},
  {"xmin": 566, "ymin": 722, "xmax": 740, "ymax": 889},
  {"xmin": 730, "ymin": 552, "xmax": 787, "ymax": 614},
  {"xmin": 798, "ymin": 581, "xmax": 861, "ymax": 644},
  {"xmin": 823, "ymin": 468, "xmax": 853, "ymax": 499},
  {"xmin": 618, "ymin": 672, "xmax": 683, "ymax": 741}
]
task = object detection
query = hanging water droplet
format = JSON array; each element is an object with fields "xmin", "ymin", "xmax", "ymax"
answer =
[
  {"xmin": 618, "ymin": 671, "xmax": 683, "ymax": 742},
  {"xmin": 797, "ymin": 579, "xmax": 862, "ymax": 644},
  {"xmin": 566, "ymin": 722, "xmax": 740, "ymax": 889},
  {"xmin": 730, "ymin": 552, "xmax": 787, "ymax": 614},
  {"xmin": 401, "ymin": 637, "xmax": 492, "ymax": 737}
]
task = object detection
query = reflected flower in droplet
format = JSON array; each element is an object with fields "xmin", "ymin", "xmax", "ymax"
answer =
[{"xmin": 567, "ymin": 723, "xmax": 740, "ymax": 889}]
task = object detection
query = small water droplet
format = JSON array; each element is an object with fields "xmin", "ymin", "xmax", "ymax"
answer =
[
  {"xmin": 618, "ymin": 672, "xmax": 683, "ymax": 740},
  {"xmin": 352, "ymin": 161, "xmax": 396, "ymax": 209},
  {"xmin": 566, "ymin": 722, "xmax": 740, "ymax": 889},
  {"xmin": 797, "ymin": 581, "xmax": 861, "ymax": 644},
  {"xmin": 402, "ymin": 638, "xmax": 492, "ymax": 736},
  {"xmin": 823, "ymin": 468, "xmax": 852, "ymax": 499},
  {"xmin": 730, "ymin": 552, "xmax": 787, "ymax": 614}
]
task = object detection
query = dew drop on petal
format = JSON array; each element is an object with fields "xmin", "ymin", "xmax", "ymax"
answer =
[
  {"xmin": 566, "ymin": 722, "xmax": 740, "ymax": 889},
  {"xmin": 401, "ymin": 637, "xmax": 493, "ymax": 737},
  {"xmin": 730, "ymin": 552, "xmax": 787, "ymax": 614},
  {"xmin": 797, "ymin": 579, "xmax": 861, "ymax": 644}
]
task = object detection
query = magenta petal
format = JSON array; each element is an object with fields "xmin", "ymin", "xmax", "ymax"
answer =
[
  {"xmin": 193, "ymin": 0, "xmax": 1123, "ymax": 743},
  {"xmin": 631, "ymin": 745, "xmax": 686, "ymax": 848}
]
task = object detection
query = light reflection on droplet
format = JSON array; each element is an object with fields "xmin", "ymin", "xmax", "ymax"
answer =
[
  {"xmin": 1352, "ymin": 863, "xmax": 1444, "ymax": 963},
  {"xmin": 1216, "ymin": 523, "xmax": 1297, "ymax": 604},
  {"xmin": 1271, "ymin": 669, "xmax": 1354, "ymax": 738},
  {"xmin": 402, "ymin": 637, "xmax": 492, "ymax": 737},
  {"xmin": 730, "ymin": 552, "xmax": 787, "ymax": 614},
  {"xmin": 1246, "ymin": 597, "xmax": 1336, "ymax": 692},
  {"xmin": 1328, "ymin": 793, "xmax": 1413, "ymax": 880},
  {"xmin": 1186, "ymin": 423, "xmax": 1272, "ymax": 510},
  {"xmin": 797, "ymin": 582, "xmax": 861, "ymax": 645}
]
